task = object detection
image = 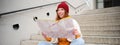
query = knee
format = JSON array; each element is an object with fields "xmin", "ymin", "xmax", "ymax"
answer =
[
  {"xmin": 70, "ymin": 38, "xmax": 85, "ymax": 45},
  {"xmin": 38, "ymin": 41, "xmax": 46, "ymax": 45},
  {"xmin": 78, "ymin": 38, "xmax": 85, "ymax": 44}
]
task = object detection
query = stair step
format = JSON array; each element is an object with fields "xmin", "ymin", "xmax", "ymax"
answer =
[
  {"xmin": 82, "ymin": 30, "xmax": 120, "ymax": 36},
  {"xmin": 20, "ymin": 40, "xmax": 39, "ymax": 45},
  {"xmin": 78, "ymin": 20, "xmax": 120, "ymax": 24},
  {"xmin": 73, "ymin": 12, "xmax": 120, "ymax": 21},
  {"xmin": 85, "ymin": 43, "xmax": 120, "ymax": 45},
  {"xmin": 20, "ymin": 40, "xmax": 113, "ymax": 45},
  {"xmin": 85, "ymin": 43, "xmax": 109, "ymax": 45},
  {"xmin": 79, "ymin": 23, "xmax": 120, "ymax": 26},
  {"xmin": 81, "ymin": 9, "xmax": 120, "ymax": 15},
  {"xmin": 80, "ymin": 7, "xmax": 120, "ymax": 14},
  {"xmin": 74, "ymin": 12, "xmax": 120, "ymax": 17},
  {"xmin": 80, "ymin": 25, "xmax": 120, "ymax": 30},
  {"xmin": 78, "ymin": 17, "xmax": 120, "ymax": 21},
  {"xmin": 30, "ymin": 34, "xmax": 45, "ymax": 41},
  {"xmin": 83, "ymin": 36, "xmax": 120, "ymax": 44}
]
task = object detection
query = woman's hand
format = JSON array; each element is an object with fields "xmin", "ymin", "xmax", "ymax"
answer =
[
  {"xmin": 72, "ymin": 28, "xmax": 81, "ymax": 39},
  {"xmin": 72, "ymin": 28, "xmax": 79, "ymax": 35},
  {"xmin": 42, "ymin": 32, "xmax": 51, "ymax": 42}
]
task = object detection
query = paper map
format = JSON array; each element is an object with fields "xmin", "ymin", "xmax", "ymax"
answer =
[{"xmin": 37, "ymin": 18, "xmax": 75, "ymax": 39}]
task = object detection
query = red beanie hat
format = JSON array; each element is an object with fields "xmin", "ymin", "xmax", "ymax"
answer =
[{"xmin": 57, "ymin": 1, "xmax": 69, "ymax": 13}]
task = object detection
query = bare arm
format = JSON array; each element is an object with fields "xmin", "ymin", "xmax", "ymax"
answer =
[{"xmin": 42, "ymin": 32, "xmax": 52, "ymax": 42}]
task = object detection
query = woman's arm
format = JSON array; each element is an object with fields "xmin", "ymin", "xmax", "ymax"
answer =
[
  {"xmin": 72, "ymin": 19, "xmax": 82, "ymax": 39},
  {"xmin": 73, "ymin": 29, "xmax": 81, "ymax": 39},
  {"xmin": 42, "ymin": 32, "xmax": 51, "ymax": 42}
]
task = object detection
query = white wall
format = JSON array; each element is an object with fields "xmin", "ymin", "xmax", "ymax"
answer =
[
  {"xmin": 0, "ymin": 0, "xmax": 91, "ymax": 14},
  {"xmin": 0, "ymin": 2, "xmax": 76, "ymax": 45},
  {"xmin": 84, "ymin": 0, "xmax": 97, "ymax": 10},
  {"xmin": 0, "ymin": 0, "xmax": 61, "ymax": 14},
  {"xmin": 0, "ymin": 8, "xmax": 41, "ymax": 45}
]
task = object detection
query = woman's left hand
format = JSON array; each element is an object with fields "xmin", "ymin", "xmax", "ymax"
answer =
[
  {"xmin": 72, "ymin": 28, "xmax": 79, "ymax": 35},
  {"xmin": 72, "ymin": 28, "xmax": 81, "ymax": 39}
]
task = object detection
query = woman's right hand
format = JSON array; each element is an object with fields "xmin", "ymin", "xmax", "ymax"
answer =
[{"xmin": 42, "ymin": 32, "xmax": 52, "ymax": 42}]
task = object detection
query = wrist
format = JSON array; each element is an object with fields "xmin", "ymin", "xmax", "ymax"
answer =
[
  {"xmin": 45, "ymin": 37, "xmax": 52, "ymax": 42},
  {"xmin": 75, "ymin": 34, "xmax": 80, "ymax": 39}
]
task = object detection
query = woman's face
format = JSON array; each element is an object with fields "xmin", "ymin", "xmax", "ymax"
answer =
[{"xmin": 57, "ymin": 8, "xmax": 65, "ymax": 18}]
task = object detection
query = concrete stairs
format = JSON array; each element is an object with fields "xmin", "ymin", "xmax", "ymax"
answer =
[
  {"xmin": 20, "ymin": 34, "xmax": 45, "ymax": 45},
  {"xmin": 80, "ymin": 6, "xmax": 120, "ymax": 15},
  {"xmin": 20, "ymin": 6, "xmax": 120, "ymax": 45},
  {"xmin": 72, "ymin": 6, "xmax": 120, "ymax": 45}
]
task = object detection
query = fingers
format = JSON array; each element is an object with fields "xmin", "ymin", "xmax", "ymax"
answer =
[
  {"xmin": 42, "ymin": 32, "xmax": 47, "ymax": 38},
  {"xmin": 73, "ymin": 28, "xmax": 79, "ymax": 35}
]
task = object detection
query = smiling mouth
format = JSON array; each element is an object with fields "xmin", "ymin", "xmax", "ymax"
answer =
[{"xmin": 60, "ymin": 14, "xmax": 64, "ymax": 17}]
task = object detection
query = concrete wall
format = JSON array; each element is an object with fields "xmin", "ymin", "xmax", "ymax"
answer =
[
  {"xmin": 0, "ymin": 2, "xmax": 76, "ymax": 45},
  {"xmin": 0, "ymin": 0, "xmax": 89, "ymax": 14},
  {"xmin": 84, "ymin": 0, "xmax": 96, "ymax": 9},
  {"xmin": 0, "ymin": 0, "xmax": 62, "ymax": 14}
]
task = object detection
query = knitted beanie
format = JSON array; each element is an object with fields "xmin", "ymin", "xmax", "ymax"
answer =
[{"xmin": 57, "ymin": 1, "xmax": 69, "ymax": 13}]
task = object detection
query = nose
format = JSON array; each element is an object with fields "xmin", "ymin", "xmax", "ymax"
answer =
[{"xmin": 58, "ymin": 11, "xmax": 62, "ymax": 15}]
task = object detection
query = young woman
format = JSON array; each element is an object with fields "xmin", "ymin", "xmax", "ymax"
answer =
[{"xmin": 38, "ymin": 1, "xmax": 85, "ymax": 45}]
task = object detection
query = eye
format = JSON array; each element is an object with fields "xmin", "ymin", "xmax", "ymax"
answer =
[{"xmin": 61, "ymin": 8, "xmax": 64, "ymax": 10}]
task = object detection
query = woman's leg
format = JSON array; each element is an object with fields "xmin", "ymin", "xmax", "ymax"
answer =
[
  {"xmin": 38, "ymin": 41, "xmax": 53, "ymax": 45},
  {"xmin": 70, "ymin": 37, "xmax": 85, "ymax": 45}
]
